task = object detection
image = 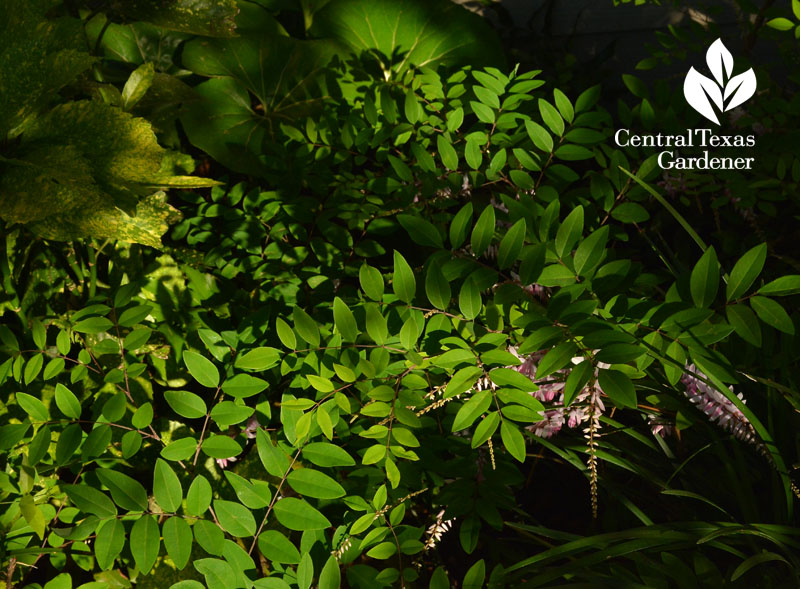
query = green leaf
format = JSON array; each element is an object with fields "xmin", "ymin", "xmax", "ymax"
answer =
[
  {"xmin": 1, "ymin": 101, "xmax": 211, "ymax": 247},
  {"xmin": 595, "ymin": 344, "xmax": 645, "ymax": 364},
  {"xmin": 452, "ymin": 390, "xmax": 492, "ymax": 432},
  {"xmin": 64, "ymin": 484, "xmax": 117, "ymax": 518},
  {"xmin": 117, "ymin": 304, "xmax": 154, "ymax": 327},
  {"xmin": 663, "ymin": 340, "xmax": 686, "ymax": 386},
  {"xmin": 192, "ymin": 521, "xmax": 225, "ymax": 558},
  {"xmin": 474, "ymin": 85, "xmax": 500, "ymax": 108},
  {"xmin": 525, "ymin": 120, "xmax": 553, "ymax": 153},
  {"xmin": 430, "ymin": 566, "xmax": 450, "ymax": 589},
  {"xmin": 130, "ymin": 515, "xmax": 160, "ymax": 574},
  {"xmin": 234, "ymin": 347, "xmax": 281, "ymax": 371},
  {"xmin": 425, "ymin": 264, "xmax": 451, "ymax": 310},
  {"xmin": 20, "ymin": 495, "xmax": 45, "ymax": 540},
  {"xmin": 221, "ymin": 374, "xmax": 269, "ymax": 399},
  {"xmin": 611, "ymin": 202, "xmax": 650, "ymax": 223},
  {"xmin": 463, "ymin": 559, "xmax": 486, "ymax": 589},
  {"xmin": 366, "ymin": 542, "xmax": 396, "ymax": 559},
  {"xmin": 365, "ymin": 304, "xmax": 388, "ymax": 344},
  {"xmin": 202, "ymin": 435, "xmax": 242, "ymax": 459},
  {"xmin": 465, "ymin": 136, "xmax": 483, "ymax": 169},
  {"xmin": 758, "ymin": 275, "xmax": 800, "ymax": 296},
  {"xmin": 180, "ymin": 6, "xmax": 334, "ymax": 173},
  {"xmin": 186, "ymin": 475, "xmax": 212, "ymax": 516},
  {"xmin": 210, "ymin": 401, "xmax": 254, "ymax": 427},
  {"xmin": 447, "ymin": 107, "xmax": 465, "ymax": 132},
  {"xmin": 273, "ymin": 497, "xmax": 331, "ymax": 531},
  {"xmin": 397, "ymin": 214, "xmax": 444, "ymax": 249},
  {"xmin": 362, "ymin": 444, "xmax": 387, "ymax": 464},
  {"xmin": 311, "ymin": 0, "xmax": 504, "ymax": 74},
  {"xmin": 726, "ymin": 304, "xmax": 762, "ymax": 346},
  {"xmin": 538, "ymin": 99, "xmax": 564, "ymax": 136},
  {"xmin": 563, "ymin": 359, "xmax": 593, "ymax": 406},
  {"xmin": 258, "ymin": 530, "xmax": 301, "ymax": 564},
  {"xmin": 183, "ymin": 351, "xmax": 219, "ymax": 388},
  {"xmin": 102, "ymin": 392, "xmax": 126, "ymax": 422},
  {"xmin": 726, "ymin": 243, "xmax": 766, "ymax": 301},
  {"xmin": 297, "ymin": 552, "xmax": 314, "ymax": 589},
  {"xmin": 767, "ymin": 17, "xmax": 795, "ymax": 30},
  {"xmin": 450, "ymin": 202, "xmax": 474, "ymax": 248},
  {"xmin": 131, "ymin": 402, "xmax": 153, "ymax": 429},
  {"xmin": 497, "ymin": 219, "xmax": 526, "ymax": 270},
  {"xmin": 319, "ymin": 555, "xmax": 341, "ymax": 589},
  {"xmin": 437, "ymin": 134, "xmax": 459, "ymax": 171},
  {"xmin": 488, "ymin": 367, "xmax": 537, "ymax": 392},
  {"xmin": 225, "ymin": 471, "xmax": 271, "ymax": 509},
  {"xmin": 28, "ymin": 425, "xmax": 51, "ymax": 466},
  {"xmin": 0, "ymin": 423, "xmax": 30, "ymax": 452},
  {"xmin": 519, "ymin": 243, "xmax": 546, "ymax": 285},
  {"xmin": 121, "ymin": 62, "xmax": 155, "ymax": 111},
  {"xmin": 214, "ymin": 499, "xmax": 256, "ymax": 537},
  {"xmin": 154, "ymin": 458, "xmax": 182, "ymax": 512},
  {"xmin": 276, "ymin": 317, "xmax": 297, "ymax": 349},
  {"xmin": 16, "ymin": 393, "xmax": 48, "ymax": 422},
  {"xmin": 388, "ymin": 154, "xmax": 413, "ymax": 182},
  {"xmin": 122, "ymin": 430, "xmax": 143, "ymax": 459},
  {"xmin": 690, "ymin": 247, "xmax": 720, "ymax": 308},
  {"xmin": 471, "ymin": 411, "xmax": 501, "ymax": 448},
  {"xmin": 195, "ymin": 558, "xmax": 236, "ymax": 589},
  {"xmin": 307, "ymin": 375, "xmax": 334, "ymax": 394},
  {"xmin": 500, "ymin": 421, "xmax": 526, "ymax": 462},
  {"xmin": 393, "ymin": 251, "xmax": 416, "ymax": 303},
  {"xmin": 471, "ymin": 205, "xmax": 496, "ymax": 256},
  {"xmin": 95, "ymin": 519, "xmax": 125, "ymax": 570},
  {"xmin": 163, "ymin": 516, "xmax": 192, "ymax": 570},
  {"xmin": 257, "ymin": 430, "xmax": 289, "ymax": 477},
  {"xmin": 535, "ymin": 342, "xmax": 577, "ymax": 379},
  {"xmin": 597, "ymin": 369, "xmax": 637, "ymax": 408},
  {"xmin": 160, "ymin": 437, "xmax": 196, "ymax": 461},
  {"xmin": 55, "ymin": 383, "xmax": 81, "ymax": 419},
  {"xmin": 404, "ymin": 89, "xmax": 421, "ymax": 123},
  {"xmin": 359, "ymin": 263, "xmax": 385, "ymax": 301},
  {"xmin": 555, "ymin": 206, "xmax": 584, "ymax": 258},
  {"xmin": 293, "ymin": 307, "xmax": 320, "ymax": 347},
  {"xmin": 553, "ymin": 88, "xmax": 574, "ymax": 123},
  {"xmin": 96, "ymin": 468, "xmax": 148, "ymax": 511},
  {"xmin": 302, "ymin": 442, "xmax": 356, "ymax": 467},
  {"xmin": 165, "ymin": 390, "xmax": 207, "ymax": 419},
  {"xmin": 23, "ymin": 354, "xmax": 43, "ymax": 385},
  {"xmin": 287, "ymin": 468, "xmax": 346, "ymax": 499},
  {"xmin": 333, "ymin": 297, "xmax": 359, "ymax": 341},
  {"xmin": 459, "ymin": 277, "xmax": 482, "ymax": 320},
  {"xmin": 750, "ymin": 296, "xmax": 795, "ymax": 334},
  {"xmin": 573, "ymin": 226, "xmax": 609, "ymax": 276},
  {"xmin": 471, "ymin": 101, "xmax": 496, "ymax": 124}
]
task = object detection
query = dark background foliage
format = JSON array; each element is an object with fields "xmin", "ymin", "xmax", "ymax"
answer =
[{"xmin": 1, "ymin": 0, "xmax": 800, "ymax": 587}]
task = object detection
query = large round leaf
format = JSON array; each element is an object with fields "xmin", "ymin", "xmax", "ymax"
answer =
[
  {"xmin": 181, "ymin": 7, "xmax": 335, "ymax": 175},
  {"xmin": 311, "ymin": 0, "xmax": 504, "ymax": 75}
]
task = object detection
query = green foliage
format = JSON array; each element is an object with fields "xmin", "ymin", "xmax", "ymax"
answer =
[
  {"xmin": 2, "ymin": 0, "xmax": 800, "ymax": 587},
  {"xmin": 0, "ymin": 0, "xmax": 216, "ymax": 246}
]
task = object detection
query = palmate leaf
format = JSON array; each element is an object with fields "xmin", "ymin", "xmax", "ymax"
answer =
[
  {"xmin": 311, "ymin": 0, "xmax": 504, "ymax": 75},
  {"xmin": 0, "ymin": 100, "xmax": 216, "ymax": 247},
  {"xmin": 180, "ymin": 7, "xmax": 335, "ymax": 174}
]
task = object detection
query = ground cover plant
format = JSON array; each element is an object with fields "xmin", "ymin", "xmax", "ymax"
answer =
[{"xmin": 1, "ymin": 0, "xmax": 800, "ymax": 587}]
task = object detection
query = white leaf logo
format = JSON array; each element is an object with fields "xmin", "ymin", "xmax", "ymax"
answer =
[{"xmin": 683, "ymin": 38, "xmax": 756, "ymax": 125}]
